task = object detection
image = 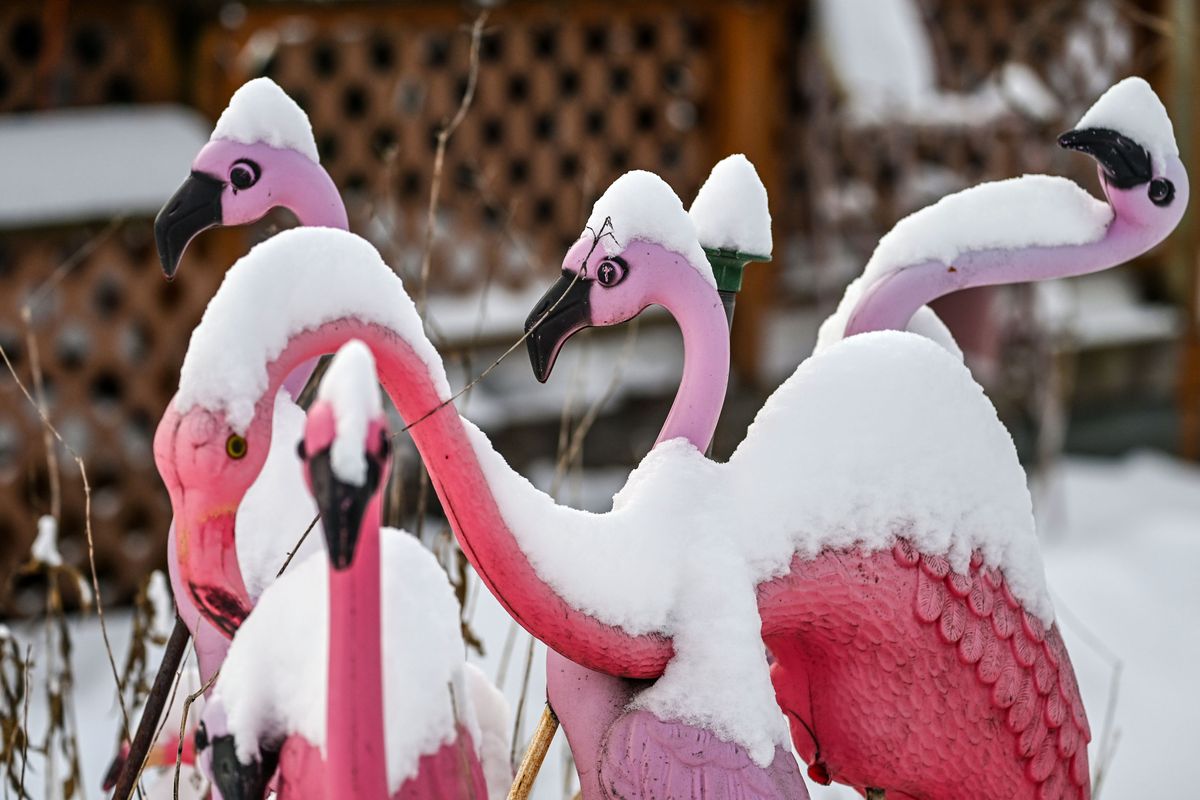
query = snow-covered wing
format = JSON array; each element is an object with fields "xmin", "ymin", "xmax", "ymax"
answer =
[{"xmin": 216, "ymin": 529, "xmax": 468, "ymax": 793}]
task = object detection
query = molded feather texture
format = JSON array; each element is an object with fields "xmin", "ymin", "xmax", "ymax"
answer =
[
  {"xmin": 898, "ymin": 545, "xmax": 1091, "ymax": 798},
  {"xmin": 598, "ymin": 710, "xmax": 809, "ymax": 800}
]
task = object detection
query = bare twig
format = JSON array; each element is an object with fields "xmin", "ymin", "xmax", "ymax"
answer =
[
  {"xmin": 276, "ymin": 513, "xmax": 321, "ymax": 577},
  {"xmin": 506, "ymin": 706, "xmax": 559, "ymax": 800},
  {"xmin": 416, "ymin": 11, "xmax": 488, "ymax": 318},
  {"xmin": 18, "ymin": 646, "xmax": 30, "ymax": 800},
  {"xmin": 509, "ymin": 634, "xmax": 538, "ymax": 770},
  {"xmin": 172, "ymin": 671, "xmax": 218, "ymax": 800},
  {"xmin": 0, "ymin": 342, "xmax": 132, "ymax": 746}
]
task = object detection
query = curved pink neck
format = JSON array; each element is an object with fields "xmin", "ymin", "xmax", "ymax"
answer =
[
  {"xmin": 250, "ymin": 321, "xmax": 673, "ymax": 678},
  {"xmin": 845, "ymin": 168, "xmax": 1189, "ymax": 337},
  {"xmin": 326, "ymin": 492, "xmax": 389, "ymax": 797},
  {"xmin": 650, "ymin": 270, "xmax": 730, "ymax": 451}
]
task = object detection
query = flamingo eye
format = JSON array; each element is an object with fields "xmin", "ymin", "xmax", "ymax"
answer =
[
  {"xmin": 225, "ymin": 434, "xmax": 248, "ymax": 460},
  {"xmin": 229, "ymin": 159, "xmax": 260, "ymax": 190},
  {"xmin": 1149, "ymin": 177, "xmax": 1174, "ymax": 207},
  {"xmin": 596, "ymin": 258, "xmax": 627, "ymax": 288}
]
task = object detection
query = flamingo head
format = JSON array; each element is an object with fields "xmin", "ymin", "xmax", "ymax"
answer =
[
  {"xmin": 154, "ymin": 398, "xmax": 275, "ymax": 636},
  {"xmin": 524, "ymin": 170, "xmax": 717, "ymax": 382},
  {"xmin": 1058, "ymin": 76, "xmax": 1188, "ymax": 231},
  {"xmin": 300, "ymin": 340, "xmax": 390, "ymax": 570},
  {"xmin": 154, "ymin": 77, "xmax": 333, "ymax": 279}
]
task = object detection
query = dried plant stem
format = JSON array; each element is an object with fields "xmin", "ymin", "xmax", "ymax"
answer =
[
  {"xmin": 506, "ymin": 706, "xmax": 559, "ymax": 800},
  {"xmin": 509, "ymin": 634, "xmax": 538, "ymax": 770},
  {"xmin": 277, "ymin": 514, "xmax": 321, "ymax": 578},
  {"xmin": 112, "ymin": 620, "xmax": 190, "ymax": 800},
  {"xmin": 0, "ymin": 340, "xmax": 131, "ymax": 748},
  {"xmin": 172, "ymin": 673, "xmax": 217, "ymax": 800},
  {"xmin": 416, "ymin": 11, "xmax": 488, "ymax": 318}
]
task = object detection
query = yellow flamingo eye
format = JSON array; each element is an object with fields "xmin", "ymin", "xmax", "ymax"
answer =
[{"xmin": 225, "ymin": 434, "xmax": 247, "ymax": 460}]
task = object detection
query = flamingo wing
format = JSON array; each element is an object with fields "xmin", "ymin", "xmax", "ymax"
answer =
[{"xmin": 598, "ymin": 709, "xmax": 809, "ymax": 799}]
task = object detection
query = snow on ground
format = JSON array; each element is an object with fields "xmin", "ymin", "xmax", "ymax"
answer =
[{"xmin": 7, "ymin": 452, "xmax": 1197, "ymax": 798}]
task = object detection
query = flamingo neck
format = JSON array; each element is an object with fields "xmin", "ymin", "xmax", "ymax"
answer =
[
  {"xmin": 844, "ymin": 178, "xmax": 1185, "ymax": 337},
  {"xmin": 276, "ymin": 163, "xmax": 350, "ymax": 399},
  {"xmin": 326, "ymin": 492, "xmax": 389, "ymax": 797},
  {"xmin": 249, "ymin": 321, "xmax": 673, "ymax": 678},
  {"xmin": 652, "ymin": 276, "xmax": 730, "ymax": 451}
]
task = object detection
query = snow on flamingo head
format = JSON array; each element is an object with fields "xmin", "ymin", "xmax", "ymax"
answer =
[
  {"xmin": 154, "ymin": 227, "xmax": 445, "ymax": 635},
  {"xmin": 524, "ymin": 170, "xmax": 720, "ymax": 382},
  {"xmin": 154, "ymin": 77, "xmax": 346, "ymax": 279},
  {"xmin": 302, "ymin": 340, "xmax": 390, "ymax": 570},
  {"xmin": 1059, "ymin": 76, "xmax": 1187, "ymax": 228}
]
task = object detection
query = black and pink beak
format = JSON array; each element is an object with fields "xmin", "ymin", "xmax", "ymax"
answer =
[
  {"xmin": 154, "ymin": 171, "xmax": 224, "ymax": 280},
  {"xmin": 302, "ymin": 441, "xmax": 387, "ymax": 570},
  {"xmin": 524, "ymin": 271, "xmax": 593, "ymax": 383},
  {"xmin": 1058, "ymin": 127, "xmax": 1153, "ymax": 189}
]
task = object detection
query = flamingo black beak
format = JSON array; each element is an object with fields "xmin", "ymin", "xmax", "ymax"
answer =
[
  {"xmin": 210, "ymin": 735, "xmax": 276, "ymax": 800},
  {"xmin": 524, "ymin": 272, "xmax": 592, "ymax": 383},
  {"xmin": 307, "ymin": 446, "xmax": 384, "ymax": 571},
  {"xmin": 155, "ymin": 171, "xmax": 225, "ymax": 280},
  {"xmin": 1058, "ymin": 127, "xmax": 1153, "ymax": 189}
]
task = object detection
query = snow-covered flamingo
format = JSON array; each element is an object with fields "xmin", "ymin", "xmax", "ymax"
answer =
[
  {"xmin": 153, "ymin": 76, "xmax": 339, "ymax": 683},
  {"xmin": 154, "ymin": 76, "xmax": 346, "ymax": 281},
  {"xmin": 525, "ymin": 157, "xmax": 780, "ymax": 799},
  {"xmin": 155, "ymin": 211, "xmax": 1115, "ymax": 800},
  {"xmin": 195, "ymin": 340, "xmax": 507, "ymax": 799},
  {"xmin": 520, "ymin": 76, "xmax": 1183, "ymax": 797}
]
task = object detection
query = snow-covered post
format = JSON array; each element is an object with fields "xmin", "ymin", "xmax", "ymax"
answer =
[{"xmin": 689, "ymin": 154, "xmax": 773, "ymax": 330}]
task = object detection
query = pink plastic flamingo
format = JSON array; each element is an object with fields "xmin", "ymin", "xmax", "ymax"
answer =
[
  {"xmin": 523, "ymin": 77, "xmax": 1183, "ymax": 798},
  {"xmin": 527, "ymin": 163, "xmax": 789, "ymax": 799},
  {"xmin": 197, "ymin": 341, "xmax": 498, "ymax": 799},
  {"xmin": 153, "ymin": 76, "xmax": 347, "ymax": 688}
]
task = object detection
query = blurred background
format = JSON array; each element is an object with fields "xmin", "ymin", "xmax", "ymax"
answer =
[{"xmin": 0, "ymin": 1, "xmax": 1197, "ymax": 798}]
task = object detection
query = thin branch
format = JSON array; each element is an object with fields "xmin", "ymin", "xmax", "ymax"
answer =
[
  {"xmin": 0, "ymin": 342, "xmax": 132, "ymax": 745},
  {"xmin": 417, "ymin": 11, "xmax": 488, "ymax": 318},
  {"xmin": 172, "ymin": 672, "xmax": 217, "ymax": 800}
]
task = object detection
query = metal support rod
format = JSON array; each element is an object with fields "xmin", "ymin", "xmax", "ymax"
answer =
[
  {"xmin": 506, "ymin": 704, "xmax": 560, "ymax": 800},
  {"xmin": 110, "ymin": 617, "xmax": 190, "ymax": 800}
]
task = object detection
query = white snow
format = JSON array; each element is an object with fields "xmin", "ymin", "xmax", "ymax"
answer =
[
  {"xmin": 210, "ymin": 77, "xmax": 320, "ymax": 163},
  {"xmin": 816, "ymin": 0, "xmax": 1059, "ymax": 126},
  {"xmin": 814, "ymin": 276, "xmax": 964, "ymax": 356},
  {"xmin": 216, "ymin": 530, "xmax": 481, "ymax": 794},
  {"xmin": 176, "ymin": 227, "xmax": 449, "ymax": 432},
  {"xmin": 146, "ymin": 570, "xmax": 175, "ymax": 641},
  {"xmin": 31, "ymin": 515, "xmax": 62, "ymax": 567},
  {"xmin": 466, "ymin": 330, "xmax": 1045, "ymax": 764},
  {"xmin": 583, "ymin": 170, "xmax": 715, "ymax": 287},
  {"xmin": 0, "ymin": 106, "xmax": 210, "ymax": 228},
  {"xmin": 862, "ymin": 174, "xmax": 1113, "ymax": 286},
  {"xmin": 317, "ymin": 341, "xmax": 384, "ymax": 487},
  {"xmin": 688, "ymin": 154, "xmax": 773, "ymax": 257},
  {"xmin": 463, "ymin": 663, "xmax": 513, "ymax": 800},
  {"xmin": 1075, "ymin": 76, "xmax": 1178, "ymax": 173},
  {"xmin": 236, "ymin": 391, "xmax": 323, "ymax": 600}
]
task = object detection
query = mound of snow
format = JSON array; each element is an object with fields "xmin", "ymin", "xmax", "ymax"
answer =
[
  {"xmin": 1075, "ymin": 76, "xmax": 1178, "ymax": 173},
  {"xmin": 211, "ymin": 77, "xmax": 319, "ymax": 163},
  {"xmin": 317, "ymin": 341, "xmax": 384, "ymax": 487},
  {"xmin": 689, "ymin": 154, "xmax": 773, "ymax": 257}
]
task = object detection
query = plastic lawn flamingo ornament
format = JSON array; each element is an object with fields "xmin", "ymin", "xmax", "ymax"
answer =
[
  {"xmin": 523, "ymin": 77, "xmax": 1185, "ymax": 798},
  {"xmin": 525, "ymin": 157, "xmax": 779, "ymax": 800},
  {"xmin": 196, "ymin": 341, "xmax": 504, "ymax": 799},
  {"xmin": 111, "ymin": 78, "xmax": 346, "ymax": 800}
]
